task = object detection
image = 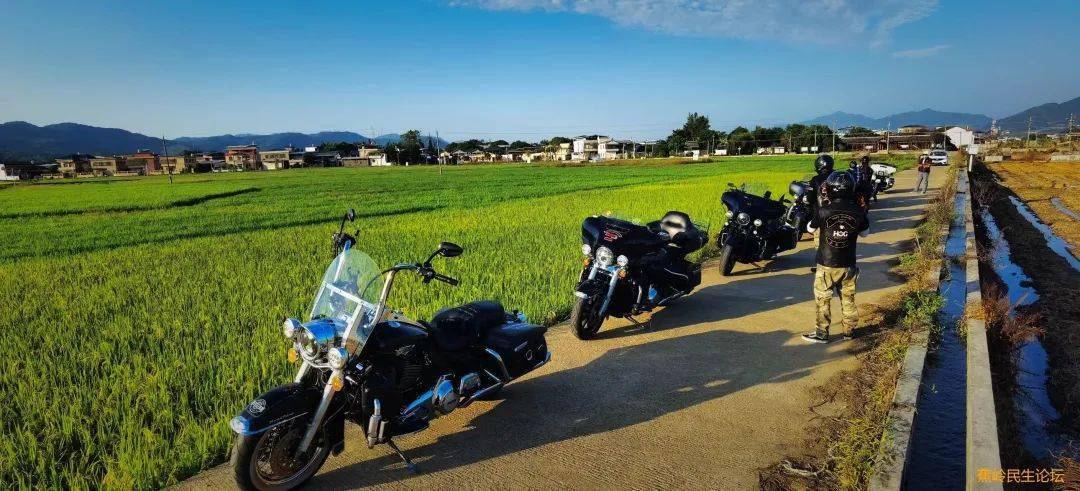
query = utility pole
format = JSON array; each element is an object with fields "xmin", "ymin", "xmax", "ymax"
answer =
[
  {"xmin": 831, "ymin": 119, "xmax": 837, "ymax": 153},
  {"xmin": 885, "ymin": 122, "xmax": 890, "ymax": 154},
  {"xmin": 1027, "ymin": 116, "xmax": 1033, "ymax": 146},
  {"xmin": 436, "ymin": 130, "xmax": 442, "ymax": 174},
  {"xmin": 161, "ymin": 135, "xmax": 173, "ymax": 184}
]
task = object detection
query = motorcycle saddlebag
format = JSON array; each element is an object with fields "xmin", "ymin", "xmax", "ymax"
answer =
[{"xmin": 483, "ymin": 322, "xmax": 549, "ymax": 379}]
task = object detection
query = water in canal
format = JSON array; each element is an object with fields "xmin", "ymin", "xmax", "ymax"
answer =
[
  {"xmin": 904, "ymin": 183, "xmax": 969, "ymax": 489},
  {"xmin": 978, "ymin": 199, "xmax": 1073, "ymax": 463}
]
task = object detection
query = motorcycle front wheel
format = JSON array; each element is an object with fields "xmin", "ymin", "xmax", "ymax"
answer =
[
  {"xmin": 231, "ymin": 418, "xmax": 330, "ymax": 491},
  {"xmin": 718, "ymin": 244, "xmax": 736, "ymax": 276},
  {"xmin": 570, "ymin": 295, "xmax": 604, "ymax": 340}
]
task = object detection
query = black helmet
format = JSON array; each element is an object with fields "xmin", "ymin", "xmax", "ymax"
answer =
[
  {"xmin": 848, "ymin": 159, "xmax": 859, "ymax": 170},
  {"xmin": 825, "ymin": 171, "xmax": 854, "ymax": 199},
  {"xmin": 860, "ymin": 155, "xmax": 871, "ymax": 165},
  {"xmin": 814, "ymin": 154, "xmax": 834, "ymax": 174}
]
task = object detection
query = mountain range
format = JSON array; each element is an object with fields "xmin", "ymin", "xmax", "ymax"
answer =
[
  {"xmin": 0, "ymin": 122, "xmax": 447, "ymax": 161},
  {"xmin": 803, "ymin": 108, "xmax": 993, "ymax": 131},
  {"xmin": 2, "ymin": 96, "xmax": 1076, "ymax": 160}
]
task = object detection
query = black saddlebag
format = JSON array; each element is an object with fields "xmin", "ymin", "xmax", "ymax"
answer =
[
  {"xmin": 484, "ymin": 322, "xmax": 549, "ymax": 379},
  {"xmin": 430, "ymin": 301, "xmax": 507, "ymax": 351}
]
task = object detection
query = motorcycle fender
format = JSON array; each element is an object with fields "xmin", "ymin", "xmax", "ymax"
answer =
[
  {"xmin": 230, "ymin": 383, "xmax": 346, "ymax": 451},
  {"xmin": 575, "ymin": 277, "xmax": 607, "ymax": 298}
]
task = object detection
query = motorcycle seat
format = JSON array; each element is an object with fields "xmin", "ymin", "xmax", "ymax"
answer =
[{"xmin": 429, "ymin": 300, "xmax": 507, "ymax": 351}]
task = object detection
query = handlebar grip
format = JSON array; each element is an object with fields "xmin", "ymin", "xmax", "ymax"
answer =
[{"xmin": 434, "ymin": 273, "xmax": 459, "ymax": 286}]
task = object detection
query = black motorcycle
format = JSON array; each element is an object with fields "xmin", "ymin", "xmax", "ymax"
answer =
[
  {"xmin": 716, "ymin": 183, "xmax": 799, "ymax": 276},
  {"xmin": 782, "ymin": 180, "xmax": 812, "ymax": 241},
  {"xmin": 570, "ymin": 212, "xmax": 705, "ymax": 339},
  {"xmin": 229, "ymin": 210, "xmax": 550, "ymax": 490}
]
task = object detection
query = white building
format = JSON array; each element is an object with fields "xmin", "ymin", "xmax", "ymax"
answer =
[
  {"xmin": 945, "ymin": 127, "xmax": 975, "ymax": 148},
  {"xmin": 0, "ymin": 164, "xmax": 19, "ymax": 181},
  {"xmin": 572, "ymin": 135, "xmax": 612, "ymax": 161}
]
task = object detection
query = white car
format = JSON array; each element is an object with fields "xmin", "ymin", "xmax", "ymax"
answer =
[{"xmin": 929, "ymin": 149, "xmax": 949, "ymax": 166}]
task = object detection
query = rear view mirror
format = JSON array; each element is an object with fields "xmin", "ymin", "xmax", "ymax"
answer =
[
  {"xmin": 438, "ymin": 242, "xmax": 463, "ymax": 258},
  {"xmin": 347, "ymin": 208, "xmax": 356, "ymax": 221}
]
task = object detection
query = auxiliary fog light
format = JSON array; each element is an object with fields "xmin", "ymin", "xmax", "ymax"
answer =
[
  {"xmin": 328, "ymin": 347, "xmax": 348, "ymax": 370},
  {"xmin": 616, "ymin": 255, "xmax": 629, "ymax": 267},
  {"xmin": 283, "ymin": 318, "xmax": 301, "ymax": 339},
  {"xmin": 753, "ymin": 219, "xmax": 763, "ymax": 227},
  {"xmin": 581, "ymin": 244, "xmax": 592, "ymax": 256},
  {"xmin": 287, "ymin": 348, "xmax": 299, "ymax": 363}
]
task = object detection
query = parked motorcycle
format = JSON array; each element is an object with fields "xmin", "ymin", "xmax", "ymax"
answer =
[
  {"xmin": 870, "ymin": 163, "xmax": 897, "ymax": 201},
  {"xmin": 716, "ymin": 183, "xmax": 799, "ymax": 276},
  {"xmin": 570, "ymin": 212, "xmax": 705, "ymax": 339},
  {"xmin": 782, "ymin": 180, "xmax": 812, "ymax": 241},
  {"xmin": 229, "ymin": 209, "xmax": 550, "ymax": 490}
]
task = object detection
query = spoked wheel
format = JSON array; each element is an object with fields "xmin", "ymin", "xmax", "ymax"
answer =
[
  {"xmin": 570, "ymin": 295, "xmax": 604, "ymax": 340},
  {"xmin": 718, "ymin": 244, "xmax": 736, "ymax": 276},
  {"xmin": 232, "ymin": 418, "xmax": 330, "ymax": 491}
]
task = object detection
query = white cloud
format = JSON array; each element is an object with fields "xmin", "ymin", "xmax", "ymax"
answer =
[
  {"xmin": 891, "ymin": 44, "xmax": 951, "ymax": 58},
  {"xmin": 448, "ymin": 0, "xmax": 938, "ymax": 46}
]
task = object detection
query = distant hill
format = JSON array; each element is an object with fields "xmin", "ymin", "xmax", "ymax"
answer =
[
  {"xmin": 0, "ymin": 122, "xmax": 450, "ymax": 160},
  {"xmin": 0, "ymin": 121, "xmax": 165, "ymax": 160},
  {"xmin": 996, "ymin": 96, "xmax": 1080, "ymax": 134},
  {"xmin": 804, "ymin": 108, "xmax": 992, "ymax": 131}
]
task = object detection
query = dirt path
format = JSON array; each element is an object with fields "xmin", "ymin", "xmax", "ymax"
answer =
[{"xmin": 180, "ymin": 169, "xmax": 943, "ymax": 490}]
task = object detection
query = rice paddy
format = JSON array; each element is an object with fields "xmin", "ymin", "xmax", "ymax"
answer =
[{"xmin": 0, "ymin": 155, "xmax": 913, "ymax": 488}]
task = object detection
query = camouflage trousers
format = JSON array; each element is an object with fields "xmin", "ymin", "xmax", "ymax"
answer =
[{"xmin": 813, "ymin": 265, "xmax": 859, "ymax": 336}]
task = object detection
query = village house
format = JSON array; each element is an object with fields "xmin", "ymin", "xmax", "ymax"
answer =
[
  {"xmin": 572, "ymin": 135, "xmax": 611, "ymax": 161},
  {"xmin": 259, "ymin": 149, "xmax": 292, "ymax": 170},
  {"xmin": 158, "ymin": 155, "xmax": 193, "ymax": 174},
  {"xmin": 90, "ymin": 156, "xmax": 124, "ymax": 176},
  {"xmin": 552, "ymin": 142, "xmax": 572, "ymax": 161},
  {"xmin": 55, "ymin": 154, "xmax": 92, "ymax": 177},
  {"xmin": 124, "ymin": 150, "xmax": 160, "ymax": 174},
  {"xmin": 224, "ymin": 145, "xmax": 261, "ymax": 170}
]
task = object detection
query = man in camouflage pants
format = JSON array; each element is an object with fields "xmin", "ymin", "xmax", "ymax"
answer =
[{"xmin": 803, "ymin": 171, "xmax": 870, "ymax": 343}]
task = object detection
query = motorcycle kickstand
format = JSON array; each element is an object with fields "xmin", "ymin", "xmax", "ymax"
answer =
[
  {"xmin": 386, "ymin": 439, "xmax": 419, "ymax": 474},
  {"xmin": 626, "ymin": 314, "xmax": 647, "ymax": 328}
]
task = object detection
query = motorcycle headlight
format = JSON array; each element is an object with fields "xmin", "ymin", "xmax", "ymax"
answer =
[
  {"xmin": 616, "ymin": 255, "xmax": 629, "ymax": 267},
  {"xmin": 283, "ymin": 318, "xmax": 301, "ymax": 339},
  {"xmin": 725, "ymin": 210, "xmax": 734, "ymax": 218},
  {"xmin": 298, "ymin": 328, "xmax": 319, "ymax": 357},
  {"xmin": 581, "ymin": 244, "xmax": 592, "ymax": 256},
  {"xmin": 737, "ymin": 212, "xmax": 750, "ymax": 225},
  {"xmin": 327, "ymin": 347, "xmax": 348, "ymax": 369},
  {"xmin": 596, "ymin": 246, "xmax": 614, "ymax": 266},
  {"xmin": 294, "ymin": 322, "xmax": 336, "ymax": 360},
  {"xmin": 753, "ymin": 219, "xmax": 763, "ymax": 227}
]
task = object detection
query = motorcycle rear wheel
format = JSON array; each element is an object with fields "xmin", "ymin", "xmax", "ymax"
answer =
[
  {"xmin": 718, "ymin": 245, "xmax": 736, "ymax": 276},
  {"xmin": 570, "ymin": 295, "xmax": 603, "ymax": 340},
  {"xmin": 231, "ymin": 418, "xmax": 330, "ymax": 491}
]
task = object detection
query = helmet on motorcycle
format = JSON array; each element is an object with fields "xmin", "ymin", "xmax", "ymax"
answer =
[
  {"xmin": 825, "ymin": 171, "xmax": 854, "ymax": 199},
  {"xmin": 814, "ymin": 154, "xmax": 834, "ymax": 174},
  {"xmin": 848, "ymin": 160, "xmax": 858, "ymax": 170}
]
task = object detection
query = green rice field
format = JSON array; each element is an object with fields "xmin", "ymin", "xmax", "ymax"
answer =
[{"xmin": 0, "ymin": 154, "xmax": 917, "ymax": 488}]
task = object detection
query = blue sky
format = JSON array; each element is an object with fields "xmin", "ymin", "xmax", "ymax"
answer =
[{"xmin": 1, "ymin": 0, "xmax": 1077, "ymax": 141}]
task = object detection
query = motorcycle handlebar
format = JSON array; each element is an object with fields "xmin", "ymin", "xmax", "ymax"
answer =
[{"xmin": 432, "ymin": 273, "xmax": 459, "ymax": 286}]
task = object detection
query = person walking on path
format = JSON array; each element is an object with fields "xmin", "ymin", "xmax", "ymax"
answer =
[
  {"xmin": 915, "ymin": 155, "xmax": 932, "ymax": 194},
  {"xmin": 802, "ymin": 171, "xmax": 870, "ymax": 344}
]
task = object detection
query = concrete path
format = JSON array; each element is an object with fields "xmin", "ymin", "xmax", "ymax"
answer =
[{"xmin": 181, "ymin": 169, "xmax": 943, "ymax": 490}]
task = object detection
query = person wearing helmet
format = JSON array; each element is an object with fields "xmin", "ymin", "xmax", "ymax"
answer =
[
  {"xmin": 802, "ymin": 171, "xmax": 870, "ymax": 343},
  {"xmin": 807, "ymin": 153, "xmax": 834, "ymax": 210}
]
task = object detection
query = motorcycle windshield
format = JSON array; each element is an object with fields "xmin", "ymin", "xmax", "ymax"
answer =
[{"xmin": 309, "ymin": 249, "xmax": 383, "ymax": 343}]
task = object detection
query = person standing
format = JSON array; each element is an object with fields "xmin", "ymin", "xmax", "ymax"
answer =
[
  {"xmin": 915, "ymin": 155, "xmax": 932, "ymax": 194},
  {"xmin": 802, "ymin": 171, "xmax": 870, "ymax": 343}
]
